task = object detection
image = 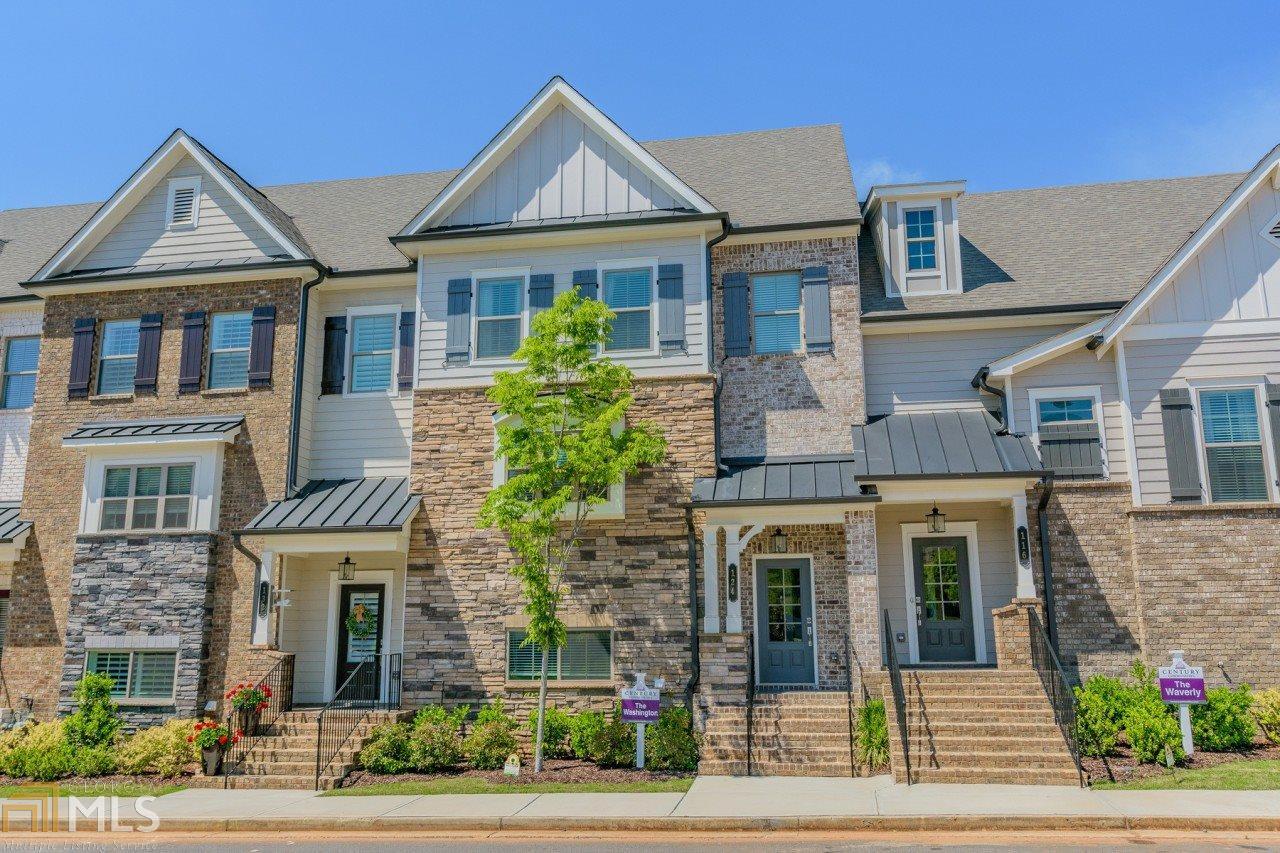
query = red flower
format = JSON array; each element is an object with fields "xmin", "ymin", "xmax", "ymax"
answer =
[
  {"xmin": 258, "ymin": 702, "xmax": 268, "ymax": 711},
  {"xmin": 187, "ymin": 735, "xmax": 195, "ymax": 743},
  {"xmin": 235, "ymin": 729, "xmax": 243, "ymax": 738},
  {"xmin": 218, "ymin": 734, "xmax": 228, "ymax": 745},
  {"xmin": 232, "ymin": 735, "xmax": 241, "ymax": 744},
  {"xmin": 262, "ymin": 687, "xmax": 272, "ymax": 698}
]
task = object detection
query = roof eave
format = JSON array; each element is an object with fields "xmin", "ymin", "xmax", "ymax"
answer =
[{"xmin": 22, "ymin": 258, "xmax": 324, "ymax": 295}]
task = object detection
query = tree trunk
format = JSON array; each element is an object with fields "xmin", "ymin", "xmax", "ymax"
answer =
[{"xmin": 534, "ymin": 646, "xmax": 550, "ymax": 772}]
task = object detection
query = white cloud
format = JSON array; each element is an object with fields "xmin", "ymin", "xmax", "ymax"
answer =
[{"xmin": 852, "ymin": 159, "xmax": 925, "ymax": 194}]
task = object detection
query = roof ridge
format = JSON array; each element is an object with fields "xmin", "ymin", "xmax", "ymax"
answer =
[
  {"xmin": 641, "ymin": 122, "xmax": 842, "ymax": 146},
  {"xmin": 965, "ymin": 170, "xmax": 1246, "ymax": 199}
]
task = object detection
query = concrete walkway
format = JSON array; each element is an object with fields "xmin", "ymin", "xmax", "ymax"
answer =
[{"xmin": 6, "ymin": 776, "xmax": 1280, "ymax": 832}]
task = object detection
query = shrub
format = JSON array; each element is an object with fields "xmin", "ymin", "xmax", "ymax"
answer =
[
  {"xmin": 117, "ymin": 719, "xmax": 197, "ymax": 776},
  {"xmin": 463, "ymin": 720, "xmax": 518, "ymax": 770},
  {"xmin": 854, "ymin": 699, "xmax": 890, "ymax": 770},
  {"xmin": 1074, "ymin": 685, "xmax": 1120, "ymax": 757},
  {"xmin": 1125, "ymin": 700, "xmax": 1183, "ymax": 764},
  {"xmin": 0, "ymin": 721, "xmax": 80, "ymax": 781},
  {"xmin": 527, "ymin": 705, "xmax": 572, "ymax": 759},
  {"xmin": 475, "ymin": 698, "xmax": 516, "ymax": 730},
  {"xmin": 359, "ymin": 722, "xmax": 414, "ymax": 774},
  {"xmin": 1191, "ymin": 685, "xmax": 1255, "ymax": 751},
  {"xmin": 588, "ymin": 708, "xmax": 635, "ymax": 768},
  {"xmin": 568, "ymin": 710, "xmax": 606, "ymax": 760},
  {"xmin": 63, "ymin": 674, "xmax": 122, "ymax": 751},
  {"xmin": 1128, "ymin": 659, "xmax": 1161, "ymax": 705},
  {"xmin": 410, "ymin": 705, "xmax": 468, "ymax": 771},
  {"xmin": 1078, "ymin": 674, "xmax": 1134, "ymax": 730},
  {"xmin": 1254, "ymin": 688, "xmax": 1280, "ymax": 744},
  {"xmin": 646, "ymin": 706, "xmax": 699, "ymax": 772}
]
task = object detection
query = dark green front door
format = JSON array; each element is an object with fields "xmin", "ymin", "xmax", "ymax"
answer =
[
  {"xmin": 755, "ymin": 558, "xmax": 815, "ymax": 685},
  {"xmin": 912, "ymin": 538, "xmax": 975, "ymax": 662}
]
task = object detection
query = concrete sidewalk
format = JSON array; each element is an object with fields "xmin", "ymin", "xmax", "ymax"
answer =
[{"xmin": 7, "ymin": 776, "xmax": 1280, "ymax": 832}]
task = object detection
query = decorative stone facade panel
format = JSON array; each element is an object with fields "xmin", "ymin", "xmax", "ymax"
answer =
[{"xmin": 711, "ymin": 236, "xmax": 864, "ymax": 458}]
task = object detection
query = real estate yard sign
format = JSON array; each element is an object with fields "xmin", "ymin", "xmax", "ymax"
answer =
[
  {"xmin": 1158, "ymin": 650, "xmax": 1206, "ymax": 756},
  {"xmin": 621, "ymin": 673, "xmax": 661, "ymax": 769}
]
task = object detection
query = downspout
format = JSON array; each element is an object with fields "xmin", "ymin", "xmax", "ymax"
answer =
[
  {"xmin": 231, "ymin": 532, "xmax": 279, "ymax": 648},
  {"xmin": 971, "ymin": 366, "xmax": 1009, "ymax": 431},
  {"xmin": 284, "ymin": 262, "xmax": 331, "ymax": 496},
  {"xmin": 684, "ymin": 507, "xmax": 700, "ymax": 714},
  {"xmin": 707, "ymin": 218, "xmax": 731, "ymax": 473},
  {"xmin": 1036, "ymin": 472, "xmax": 1060, "ymax": 650}
]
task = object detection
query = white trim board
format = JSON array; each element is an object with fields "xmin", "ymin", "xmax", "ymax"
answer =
[
  {"xmin": 750, "ymin": 554, "xmax": 820, "ymax": 688},
  {"xmin": 985, "ymin": 316, "xmax": 1110, "ymax": 379},
  {"xmin": 899, "ymin": 522, "xmax": 988, "ymax": 666}
]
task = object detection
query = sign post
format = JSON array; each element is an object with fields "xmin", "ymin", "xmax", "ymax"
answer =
[
  {"xmin": 620, "ymin": 673, "xmax": 661, "ymax": 769},
  {"xmin": 1157, "ymin": 650, "xmax": 1206, "ymax": 757}
]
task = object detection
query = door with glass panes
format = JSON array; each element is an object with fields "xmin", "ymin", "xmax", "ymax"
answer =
[
  {"xmin": 912, "ymin": 537, "xmax": 975, "ymax": 662},
  {"xmin": 754, "ymin": 558, "xmax": 816, "ymax": 684},
  {"xmin": 334, "ymin": 584, "xmax": 383, "ymax": 700}
]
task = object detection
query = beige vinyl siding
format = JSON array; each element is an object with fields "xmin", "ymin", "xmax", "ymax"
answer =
[
  {"xmin": 418, "ymin": 235, "xmax": 706, "ymax": 386},
  {"xmin": 864, "ymin": 325, "xmax": 1073, "ymax": 415},
  {"xmin": 1126, "ymin": 334, "xmax": 1280, "ymax": 504},
  {"xmin": 443, "ymin": 104, "xmax": 681, "ymax": 227},
  {"xmin": 75, "ymin": 157, "xmax": 284, "ymax": 271},
  {"xmin": 1011, "ymin": 345, "xmax": 1127, "ymax": 478},
  {"xmin": 875, "ymin": 502, "xmax": 1017, "ymax": 665}
]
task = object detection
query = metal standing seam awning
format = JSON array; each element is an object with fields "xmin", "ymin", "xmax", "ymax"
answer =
[
  {"xmin": 63, "ymin": 415, "xmax": 244, "ymax": 446},
  {"xmin": 241, "ymin": 477, "xmax": 421, "ymax": 535}
]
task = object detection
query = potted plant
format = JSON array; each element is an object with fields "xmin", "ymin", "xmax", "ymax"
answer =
[
  {"xmin": 226, "ymin": 683, "xmax": 271, "ymax": 737},
  {"xmin": 189, "ymin": 720, "xmax": 241, "ymax": 776}
]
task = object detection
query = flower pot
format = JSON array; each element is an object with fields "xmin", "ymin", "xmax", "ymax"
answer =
[
  {"xmin": 201, "ymin": 746, "xmax": 224, "ymax": 776},
  {"xmin": 236, "ymin": 707, "xmax": 260, "ymax": 738}
]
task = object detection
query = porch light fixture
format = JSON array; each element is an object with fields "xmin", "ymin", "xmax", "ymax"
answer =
[
  {"xmin": 338, "ymin": 553, "xmax": 356, "ymax": 581},
  {"xmin": 769, "ymin": 527, "xmax": 787, "ymax": 553},
  {"xmin": 926, "ymin": 504, "xmax": 947, "ymax": 534}
]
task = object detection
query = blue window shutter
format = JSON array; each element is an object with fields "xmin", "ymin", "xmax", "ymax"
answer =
[
  {"xmin": 446, "ymin": 278, "xmax": 472, "ymax": 365},
  {"xmin": 1266, "ymin": 384, "xmax": 1280, "ymax": 491},
  {"xmin": 573, "ymin": 269, "xmax": 598, "ymax": 300},
  {"xmin": 247, "ymin": 305, "xmax": 276, "ymax": 388},
  {"xmin": 1038, "ymin": 422, "xmax": 1104, "ymax": 479},
  {"xmin": 133, "ymin": 313, "xmax": 163, "ymax": 395},
  {"xmin": 397, "ymin": 310, "xmax": 416, "ymax": 391},
  {"xmin": 529, "ymin": 273, "xmax": 555, "ymax": 321},
  {"xmin": 1159, "ymin": 387, "xmax": 1202, "ymax": 503},
  {"xmin": 723, "ymin": 272, "xmax": 749, "ymax": 357},
  {"xmin": 801, "ymin": 266, "xmax": 832, "ymax": 353},
  {"xmin": 657, "ymin": 263, "xmax": 685, "ymax": 354}
]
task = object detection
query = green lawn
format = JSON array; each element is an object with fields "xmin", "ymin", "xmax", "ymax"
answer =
[
  {"xmin": 1093, "ymin": 759, "xmax": 1280, "ymax": 790},
  {"xmin": 0, "ymin": 781, "xmax": 186, "ymax": 798},
  {"xmin": 325, "ymin": 777, "xmax": 694, "ymax": 796}
]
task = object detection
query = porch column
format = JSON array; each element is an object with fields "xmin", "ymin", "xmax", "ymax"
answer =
[
  {"xmin": 844, "ymin": 509, "xmax": 881, "ymax": 697},
  {"xmin": 701, "ymin": 525, "xmax": 720, "ymax": 633},
  {"xmin": 1011, "ymin": 494, "xmax": 1037, "ymax": 599},
  {"xmin": 724, "ymin": 525, "xmax": 762, "ymax": 634},
  {"xmin": 251, "ymin": 549, "xmax": 274, "ymax": 646}
]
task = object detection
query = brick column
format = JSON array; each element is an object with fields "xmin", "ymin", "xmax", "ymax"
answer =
[
  {"xmin": 844, "ymin": 509, "xmax": 881, "ymax": 698},
  {"xmin": 992, "ymin": 597, "xmax": 1043, "ymax": 671}
]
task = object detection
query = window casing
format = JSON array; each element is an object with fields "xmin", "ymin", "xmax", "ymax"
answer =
[
  {"xmin": 1, "ymin": 336, "xmax": 39, "ymax": 409},
  {"xmin": 100, "ymin": 464, "xmax": 195, "ymax": 532},
  {"xmin": 207, "ymin": 312, "xmax": 252, "ymax": 390},
  {"xmin": 347, "ymin": 312, "xmax": 396, "ymax": 392},
  {"xmin": 86, "ymin": 650, "xmax": 177, "ymax": 701},
  {"xmin": 602, "ymin": 267, "xmax": 653, "ymax": 352},
  {"xmin": 751, "ymin": 272, "xmax": 802, "ymax": 354},
  {"xmin": 904, "ymin": 208, "xmax": 938, "ymax": 271},
  {"xmin": 1036, "ymin": 397, "xmax": 1095, "ymax": 425},
  {"xmin": 98, "ymin": 319, "xmax": 140, "ymax": 395},
  {"xmin": 474, "ymin": 277, "xmax": 525, "ymax": 360},
  {"xmin": 491, "ymin": 413, "xmax": 625, "ymax": 518},
  {"xmin": 1196, "ymin": 386, "xmax": 1271, "ymax": 503},
  {"xmin": 507, "ymin": 629, "xmax": 612, "ymax": 681}
]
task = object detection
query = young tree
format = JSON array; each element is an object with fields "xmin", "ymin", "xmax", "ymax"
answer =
[{"xmin": 478, "ymin": 289, "xmax": 666, "ymax": 771}]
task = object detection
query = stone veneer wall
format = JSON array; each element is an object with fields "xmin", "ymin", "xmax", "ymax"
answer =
[
  {"xmin": 2, "ymin": 278, "xmax": 299, "ymax": 718},
  {"xmin": 711, "ymin": 236, "xmax": 865, "ymax": 458},
  {"xmin": 404, "ymin": 376, "xmax": 715, "ymax": 715},
  {"xmin": 57, "ymin": 534, "xmax": 215, "ymax": 726}
]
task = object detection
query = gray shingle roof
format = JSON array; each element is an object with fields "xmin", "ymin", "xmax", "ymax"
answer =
[
  {"xmin": 64, "ymin": 415, "xmax": 244, "ymax": 443},
  {"xmin": 861, "ymin": 172, "xmax": 1246, "ymax": 317},
  {"xmin": 0, "ymin": 504, "xmax": 32, "ymax": 543},
  {"xmin": 243, "ymin": 477, "xmax": 420, "ymax": 533}
]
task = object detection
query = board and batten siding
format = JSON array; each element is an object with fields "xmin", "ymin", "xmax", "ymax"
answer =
[
  {"xmin": 296, "ymin": 283, "xmax": 415, "ymax": 482},
  {"xmin": 875, "ymin": 502, "xmax": 1017, "ymax": 665},
  {"xmin": 417, "ymin": 235, "xmax": 706, "ymax": 386},
  {"xmin": 0, "ymin": 308, "xmax": 42, "ymax": 502},
  {"xmin": 1125, "ymin": 334, "xmax": 1280, "ymax": 504},
  {"xmin": 75, "ymin": 157, "xmax": 284, "ymax": 271},
  {"xmin": 864, "ymin": 325, "xmax": 1073, "ymax": 415},
  {"xmin": 442, "ymin": 104, "xmax": 682, "ymax": 227}
]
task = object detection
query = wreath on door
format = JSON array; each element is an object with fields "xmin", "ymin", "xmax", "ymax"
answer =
[{"xmin": 345, "ymin": 603, "xmax": 375, "ymax": 639}]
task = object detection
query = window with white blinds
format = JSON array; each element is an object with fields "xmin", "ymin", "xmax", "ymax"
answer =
[
  {"xmin": 602, "ymin": 268, "xmax": 652, "ymax": 352},
  {"xmin": 506, "ymin": 629, "xmax": 612, "ymax": 681},
  {"xmin": 1197, "ymin": 387, "xmax": 1270, "ymax": 503},
  {"xmin": 86, "ymin": 650, "xmax": 177, "ymax": 700},
  {"xmin": 751, "ymin": 272, "xmax": 802, "ymax": 354},
  {"xmin": 475, "ymin": 278, "xmax": 524, "ymax": 359},
  {"xmin": 208, "ymin": 312, "xmax": 252, "ymax": 389}
]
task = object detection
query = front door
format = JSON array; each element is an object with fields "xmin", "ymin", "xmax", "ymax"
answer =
[
  {"xmin": 334, "ymin": 584, "xmax": 384, "ymax": 700},
  {"xmin": 755, "ymin": 558, "xmax": 816, "ymax": 685},
  {"xmin": 912, "ymin": 537, "xmax": 976, "ymax": 662}
]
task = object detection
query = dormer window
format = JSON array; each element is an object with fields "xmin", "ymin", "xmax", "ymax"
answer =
[
  {"xmin": 864, "ymin": 181, "xmax": 966, "ymax": 298},
  {"xmin": 165, "ymin": 177, "xmax": 201, "ymax": 230},
  {"xmin": 904, "ymin": 209, "xmax": 938, "ymax": 271}
]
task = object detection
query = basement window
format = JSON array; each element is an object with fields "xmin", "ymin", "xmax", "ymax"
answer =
[
  {"xmin": 506, "ymin": 629, "xmax": 612, "ymax": 681},
  {"xmin": 165, "ymin": 177, "xmax": 201, "ymax": 230},
  {"xmin": 86, "ymin": 650, "xmax": 177, "ymax": 701}
]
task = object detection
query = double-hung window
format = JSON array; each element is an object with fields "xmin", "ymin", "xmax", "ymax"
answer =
[
  {"xmin": 207, "ymin": 311, "xmax": 252, "ymax": 389},
  {"xmin": 752, "ymin": 272, "xmax": 802, "ymax": 354},
  {"xmin": 507, "ymin": 628, "xmax": 612, "ymax": 681},
  {"xmin": 904, "ymin": 208, "xmax": 938, "ymax": 271},
  {"xmin": 86, "ymin": 650, "xmax": 177, "ymax": 701},
  {"xmin": 100, "ymin": 464, "xmax": 194, "ymax": 532},
  {"xmin": 98, "ymin": 319, "xmax": 140, "ymax": 395},
  {"xmin": 1, "ymin": 336, "xmax": 39, "ymax": 409},
  {"xmin": 602, "ymin": 268, "xmax": 652, "ymax": 352},
  {"xmin": 475, "ymin": 278, "xmax": 524, "ymax": 359},
  {"xmin": 348, "ymin": 313, "xmax": 396, "ymax": 392},
  {"xmin": 1197, "ymin": 387, "xmax": 1270, "ymax": 502}
]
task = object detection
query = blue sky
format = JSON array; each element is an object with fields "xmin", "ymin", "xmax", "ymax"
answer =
[{"xmin": 2, "ymin": 1, "xmax": 1278, "ymax": 210}]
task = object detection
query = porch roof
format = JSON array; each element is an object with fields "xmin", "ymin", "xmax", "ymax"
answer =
[
  {"xmin": 690, "ymin": 458, "xmax": 877, "ymax": 507},
  {"xmin": 0, "ymin": 504, "xmax": 32, "ymax": 544},
  {"xmin": 242, "ymin": 476, "xmax": 420, "ymax": 534}
]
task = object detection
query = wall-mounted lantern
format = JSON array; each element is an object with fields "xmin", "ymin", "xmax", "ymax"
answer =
[
  {"xmin": 338, "ymin": 553, "xmax": 357, "ymax": 581},
  {"xmin": 769, "ymin": 527, "xmax": 788, "ymax": 553},
  {"xmin": 727, "ymin": 562, "xmax": 739, "ymax": 602},
  {"xmin": 926, "ymin": 504, "xmax": 947, "ymax": 534}
]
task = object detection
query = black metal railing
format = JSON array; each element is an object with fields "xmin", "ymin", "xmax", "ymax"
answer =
[
  {"xmin": 745, "ymin": 630, "xmax": 755, "ymax": 777},
  {"xmin": 843, "ymin": 632, "xmax": 856, "ymax": 777},
  {"xmin": 313, "ymin": 652, "xmax": 402, "ymax": 789},
  {"xmin": 1028, "ymin": 609, "xmax": 1086, "ymax": 787},
  {"xmin": 882, "ymin": 609, "xmax": 911, "ymax": 785},
  {"xmin": 222, "ymin": 655, "xmax": 295, "ymax": 787}
]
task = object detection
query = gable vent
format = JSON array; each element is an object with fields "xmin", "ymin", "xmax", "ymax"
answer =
[{"xmin": 165, "ymin": 177, "xmax": 201, "ymax": 230}]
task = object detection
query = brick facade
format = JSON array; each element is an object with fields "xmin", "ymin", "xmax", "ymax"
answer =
[
  {"xmin": 2, "ymin": 277, "xmax": 299, "ymax": 718},
  {"xmin": 711, "ymin": 236, "xmax": 865, "ymax": 458}
]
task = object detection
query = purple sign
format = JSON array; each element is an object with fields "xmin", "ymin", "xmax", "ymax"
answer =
[
  {"xmin": 1159, "ymin": 676, "xmax": 1206, "ymax": 704},
  {"xmin": 621, "ymin": 697, "xmax": 660, "ymax": 724}
]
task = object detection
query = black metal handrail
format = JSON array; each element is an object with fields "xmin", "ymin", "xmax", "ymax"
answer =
[
  {"xmin": 843, "ymin": 632, "xmax": 856, "ymax": 777},
  {"xmin": 222, "ymin": 655, "xmax": 295, "ymax": 787},
  {"xmin": 313, "ymin": 652, "xmax": 402, "ymax": 789},
  {"xmin": 1028, "ymin": 609, "xmax": 1086, "ymax": 787},
  {"xmin": 745, "ymin": 630, "xmax": 755, "ymax": 777},
  {"xmin": 882, "ymin": 609, "xmax": 911, "ymax": 785}
]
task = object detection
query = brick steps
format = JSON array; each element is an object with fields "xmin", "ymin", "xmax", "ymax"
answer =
[
  {"xmin": 699, "ymin": 692, "xmax": 856, "ymax": 778},
  {"xmin": 900, "ymin": 766, "xmax": 1082, "ymax": 785}
]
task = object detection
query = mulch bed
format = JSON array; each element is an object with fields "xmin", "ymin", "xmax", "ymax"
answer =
[
  {"xmin": 1082, "ymin": 737, "xmax": 1280, "ymax": 784},
  {"xmin": 342, "ymin": 757, "xmax": 692, "ymax": 788},
  {"xmin": 0, "ymin": 773, "xmax": 189, "ymax": 789}
]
